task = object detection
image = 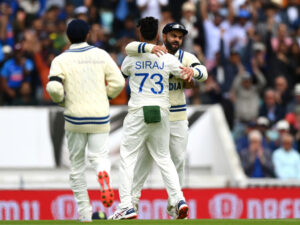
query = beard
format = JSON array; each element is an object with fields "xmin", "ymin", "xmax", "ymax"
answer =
[{"xmin": 164, "ymin": 38, "xmax": 180, "ymax": 54}]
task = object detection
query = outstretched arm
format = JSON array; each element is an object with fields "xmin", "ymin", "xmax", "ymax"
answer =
[{"xmin": 125, "ymin": 41, "xmax": 167, "ymax": 57}]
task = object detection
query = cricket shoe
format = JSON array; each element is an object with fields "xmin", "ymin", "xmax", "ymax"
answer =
[
  {"xmin": 98, "ymin": 171, "xmax": 114, "ymax": 207},
  {"xmin": 176, "ymin": 200, "xmax": 189, "ymax": 219},
  {"xmin": 108, "ymin": 207, "xmax": 137, "ymax": 220},
  {"xmin": 167, "ymin": 204, "xmax": 177, "ymax": 219},
  {"xmin": 79, "ymin": 215, "xmax": 92, "ymax": 222}
]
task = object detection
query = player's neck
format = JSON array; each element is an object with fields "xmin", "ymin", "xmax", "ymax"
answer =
[
  {"xmin": 167, "ymin": 49, "xmax": 176, "ymax": 55},
  {"xmin": 140, "ymin": 37, "xmax": 157, "ymax": 45},
  {"xmin": 145, "ymin": 40, "xmax": 157, "ymax": 44}
]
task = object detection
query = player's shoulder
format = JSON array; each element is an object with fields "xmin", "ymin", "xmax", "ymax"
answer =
[
  {"xmin": 161, "ymin": 52, "xmax": 178, "ymax": 61},
  {"xmin": 51, "ymin": 53, "xmax": 65, "ymax": 64},
  {"xmin": 182, "ymin": 51, "xmax": 195, "ymax": 58},
  {"xmin": 181, "ymin": 51, "xmax": 200, "ymax": 64},
  {"xmin": 88, "ymin": 46, "xmax": 109, "ymax": 55}
]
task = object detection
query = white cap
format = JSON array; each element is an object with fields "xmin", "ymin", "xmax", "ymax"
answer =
[
  {"xmin": 2, "ymin": 45, "xmax": 12, "ymax": 54},
  {"xmin": 294, "ymin": 84, "xmax": 300, "ymax": 95},
  {"xmin": 74, "ymin": 6, "xmax": 88, "ymax": 15},
  {"xmin": 257, "ymin": 116, "xmax": 269, "ymax": 127},
  {"xmin": 276, "ymin": 120, "xmax": 289, "ymax": 131},
  {"xmin": 253, "ymin": 42, "xmax": 266, "ymax": 52},
  {"xmin": 182, "ymin": 2, "xmax": 196, "ymax": 12}
]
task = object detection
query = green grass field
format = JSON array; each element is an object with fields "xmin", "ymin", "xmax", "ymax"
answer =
[{"xmin": 1, "ymin": 220, "xmax": 300, "ymax": 225}]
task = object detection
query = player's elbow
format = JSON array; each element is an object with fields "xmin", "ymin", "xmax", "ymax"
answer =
[
  {"xmin": 107, "ymin": 78, "xmax": 125, "ymax": 99},
  {"xmin": 46, "ymin": 81, "xmax": 64, "ymax": 103},
  {"xmin": 196, "ymin": 65, "xmax": 208, "ymax": 82},
  {"xmin": 125, "ymin": 42, "xmax": 137, "ymax": 55}
]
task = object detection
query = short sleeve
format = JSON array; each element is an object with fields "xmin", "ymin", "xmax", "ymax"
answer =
[{"xmin": 25, "ymin": 59, "xmax": 34, "ymax": 71}]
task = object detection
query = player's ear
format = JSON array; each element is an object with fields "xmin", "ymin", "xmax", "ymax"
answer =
[
  {"xmin": 85, "ymin": 31, "xmax": 90, "ymax": 42},
  {"xmin": 155, "ymin": 33, "xmax": 159, "ymax": 42},
  {"xmin": 162, "ymin": 33, "xmax": 166, "ymax": 42}
]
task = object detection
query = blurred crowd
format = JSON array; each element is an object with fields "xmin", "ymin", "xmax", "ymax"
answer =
[{"xmin": 0, "ymin": 0, "xmax": 300, "ymax": 179}]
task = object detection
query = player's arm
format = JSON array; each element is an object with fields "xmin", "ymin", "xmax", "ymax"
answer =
[
  {"xmin": 183, "ymin": 80, "xmax": 195, "ymax": 89},
  {"xmin": 186, "ymin": 53, "xmax": 208, "ymax": 82},
  {"xmin": 120, "ymin": 56, "xmax": 133, "ymax": 79},
  {"xmin": 46, "ymin": 57, "xmax": 65, "ymax": 106},
  {"xmin": 125, "ymin": 41, "xmax": 167, "ymax": 57},
  {"xmin": 104, "ymin": 51, "xmax": 125, "ymax": 99},
  {"xmin": 166, "ymin": 55, "xmax": 197, "ymax": 82}
]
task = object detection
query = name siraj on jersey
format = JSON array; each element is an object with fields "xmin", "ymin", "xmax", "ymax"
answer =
[{"xmin": 135, "ymin": 61, "xmax": 164, "ymax": 70}]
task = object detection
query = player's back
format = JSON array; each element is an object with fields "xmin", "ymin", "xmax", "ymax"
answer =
[{"xmin": 122, "ymin": 53, "xmax": 181, "ymax": 109}]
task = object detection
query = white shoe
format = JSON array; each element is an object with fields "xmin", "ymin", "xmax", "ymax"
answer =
[
  {"xmin": 79, "ymin": 215, "xmax": 92, "ymax": 222},
  {"xmin": 167, "ymin": 204, "xmax": 177, "ymax": 219},
  {"xmin": 176, "ymin": 200, "xmax": 188, "ymax": 219},
  {"xmin": 133, "ymin": 202, "xmax": 139, "ymax": 214},
  {"xmin": 108, "ymin": 207, "xmax": 137, "ymax": 220}
]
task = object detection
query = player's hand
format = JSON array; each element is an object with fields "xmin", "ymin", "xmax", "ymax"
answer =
[
  {"xmin": 180, "ymin": 66, "xmax": 194, "ymax": 82},
  {"xmin": 183, "ymin": 79, "xmax": 195, "ymax": 89},
  {"xmin": 151, "ymin": 45, "xmax": 167, "ymax": 57}
]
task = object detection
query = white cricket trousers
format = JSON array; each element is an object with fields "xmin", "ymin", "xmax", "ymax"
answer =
[
  {"xmin": 131, "ymin": 120, "xmax": 188, "ymax": 206},
  {"xmin": 65, "ymin": 131, "xmax": 111, "ymax": 219},
  {"xmin": 118, "ymin": 108, "xmax": 184, "ymax": 209}
]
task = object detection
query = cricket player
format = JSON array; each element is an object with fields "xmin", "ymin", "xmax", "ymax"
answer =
[
  {"xmin": 46, "ymin": 19, "xmax": 125, "ymax": 222},
  {"xmin": 109, "ymin": 17, "xmax": 202, "ymax": 220},
  {"xmin": 125, "ymin": 22, "xmax": 208, "ymax": 218}
]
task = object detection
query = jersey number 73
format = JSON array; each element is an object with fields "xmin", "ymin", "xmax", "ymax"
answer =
[{"xmin": 135, "ymin": 73, "xmax": 164, "ymax": 94}]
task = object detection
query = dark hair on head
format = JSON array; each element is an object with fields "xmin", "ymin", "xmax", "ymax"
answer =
[
  {"xmin": 66, "ymin": 19, "xmax": 90, "ymax": 44},
  {"xmin": 137, "ymin": 17, "xmax": 158, "ymax": 41}
]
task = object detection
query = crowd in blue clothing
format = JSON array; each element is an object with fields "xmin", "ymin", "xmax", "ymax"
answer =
[{"xmin": 0, "ymin": 0, "xmax": 300, "ymax": 179}]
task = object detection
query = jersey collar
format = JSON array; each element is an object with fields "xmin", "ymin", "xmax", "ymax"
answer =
[{"xmin": 69, "ymin": 42, "xmax": 89, "ymax": 49}]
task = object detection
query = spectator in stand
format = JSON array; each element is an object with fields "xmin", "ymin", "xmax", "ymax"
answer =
[
  {"xmin": 224, "ymin": 8, "xmax": 253, "ymax": 59},
  {"xmin": 266, "ymin": 22, "xmax": 295, "ymax": 88},
  {"xmin": 0, "ymin": 1, "xmax": 14, "ymax": 47},
  {"xmin": 289, "ymin": 41, "xmax": 300, "ymax": 83},
  {"xmin": 74, "ymin": 5, "xmax": 88, "ymax": 22},
  {"xmin": 116, "ymin": 16, "xmax": 137, "ymax": 40},
  {"xmin": 231, "ymin": 67, "xmax": 266, "ymax": 124},
  {"xmin": 256, "ymin": 116, "xmax": 270, "ymax": 144},
  {"xmin": 88, "ymin": 24, "xmax": 110, "ymax": 51},
  {"xmin": 0, "ymin": 45, "xmax": 12, "ymax": 67},
  {"xmin": 287, "ymin": 84, "xmax": 300, "ymax": 113},
  {"xmin": 200, "ymin": 0, "xmax": 234, "ymax": 70},
  {"xmin": 0, "ymin": 43, "xmax": 34, "ymax": 105},
  {"xmin": 158, "ymin": 6, "xmax": 174, "ymax": 43},
  {"xmin": 273, "ymin": 75, "xmax": 293, "ymax": 107},
  {"xmin": 286, "ymin": 106, "xmax": 300, "ymax": 152},
  {"xmin": 259, "ymin": 89, "xmax": 286, "ymax": 126},
  {"xmin": 271, "ymin": 23, "xmax": 293, "ymax": 52},
  {"xmin": 137, "ymin": 0, "xmax": 168, "ymax": 21},
  {"xmin": 180, "ymin": 2, "xmax": 198, "ymax": 52},
  {"xmin": 239, "ymin": 130, "xmax": 274, "ymax": 178},
  {"xmin": 272, "ymin": 133, "xmax": 300, "ymax": 179}
]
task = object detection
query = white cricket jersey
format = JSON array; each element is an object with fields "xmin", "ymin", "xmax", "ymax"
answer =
[
  {"xmin": 121, "ymin": 53, "xmax": 183, "ymax": 110},
  {"xmin": 124, "ymin": 41, "xmax": 208, "ymax": 121},
  {"xmin": 47, "ymin": 42, "xmax": 125, "ymax": 133}
]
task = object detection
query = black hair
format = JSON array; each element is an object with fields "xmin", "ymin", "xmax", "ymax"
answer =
[
  {"xmin": 66, "ymin": 19, "xmax": 90, "ymax": 44},
  {"xmin": 137, "ymin": 17, "xmax": 158, "ymax": 41}
]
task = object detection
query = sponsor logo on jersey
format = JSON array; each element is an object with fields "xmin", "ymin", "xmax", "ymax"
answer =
[{"xmin": 169, "ymin": 82, "xmax": 182, "ymax": 91}]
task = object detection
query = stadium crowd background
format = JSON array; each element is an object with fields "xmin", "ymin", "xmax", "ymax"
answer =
[{"xmin": 0, "ymin": 0, "xmax": 300, "ymax": 179}]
